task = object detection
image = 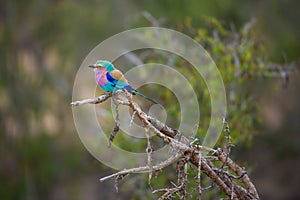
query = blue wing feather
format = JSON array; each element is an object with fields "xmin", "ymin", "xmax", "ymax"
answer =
[
  {"xmin": 106, "ymin": 72, "xmax": 117, "ymax": 84},
  {"xmin": 105, "ymin": 72, "xmax": 157, "ymax": 104}
]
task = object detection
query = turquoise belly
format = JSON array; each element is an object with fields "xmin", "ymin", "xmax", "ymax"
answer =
[
  {"xmin": 100, "ymin": 81, "xmax": 129, "ymax": 92},
  {"xmin": 100, "ymin": 83, "xmax": 115, "ymax": 92}
]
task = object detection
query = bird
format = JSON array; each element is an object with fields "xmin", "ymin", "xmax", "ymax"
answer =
[{"xmin": 89, "ymin": 60, "xmax": 157, "ymax": 104}]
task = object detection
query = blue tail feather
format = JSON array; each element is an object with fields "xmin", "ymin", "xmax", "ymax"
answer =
[{"xmin": 123, "ymin": 85, "xmax": 157, "ymax": 104}]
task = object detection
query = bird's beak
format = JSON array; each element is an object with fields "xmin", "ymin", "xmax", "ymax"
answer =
[{"xmin": 88, "ymin": 64, "xmax": 97, "ymax": 68}]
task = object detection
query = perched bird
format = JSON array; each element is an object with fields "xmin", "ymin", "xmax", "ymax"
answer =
[{"xmin": 89, "ymin": 60, "xmax": 157, "ymax": 104}]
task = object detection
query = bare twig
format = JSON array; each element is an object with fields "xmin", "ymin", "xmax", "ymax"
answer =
[
  {"xmin": 192, "ymin": 124, "xmax": 199, "ymax": 136},
  {"xmin": 197, "ymin": 151, "xmax": 202, "ymax": 200},
  {"xmin": 99, "ymin": 153, "xmax": 181, "ymax": 182},
  {"xmin": 129, "ymin": 111, "xmax": 136, "ymax": 127},
  {"xmin": 213, "ymin": 167, "xmax": 247, "ymax": 179},
  {"xmin": 70, "ymin": 93, "xmax": 111, "ymax": 106},
  {"xmin": 153, "ymin": 183, "xmax": 186, "ymax": 200},
  {"xmin": 176, "ymin": 157, "xmax": 188, "ymax": 198},
  {"xmin": 220, "ymin": 117, "xmax": 232, "ymax": 169},
  {"xmin": 145, "ymin": 128, "xmax": 153, "ymax": 185},
  {"xmin": 141, "ymin": 11, "xmax": 160, "ymax": 27},
  {"xmin": 109, "ymin": 96, "xmax": 120, "ymax": 147},
  {"xmin": 201, "ymin": 183, "xmax": 214, "ymax": 191},
  {"xmin": 114, "ymin": 175, "xmax": 125, "ymax": 193},
  {"xmin": 231, "ymin": 185, "xmax": 234, "ymax": 200}
]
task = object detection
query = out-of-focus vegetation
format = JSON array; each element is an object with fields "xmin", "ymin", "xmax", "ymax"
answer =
[{"xmin": 1, "ymin": 0, "xmax": 299, "ymax": 199}]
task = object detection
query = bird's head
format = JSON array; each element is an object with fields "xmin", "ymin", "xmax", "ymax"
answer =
[{"xmin": 88, "ymin": 60, "xmax": 115, "ymax": 72}]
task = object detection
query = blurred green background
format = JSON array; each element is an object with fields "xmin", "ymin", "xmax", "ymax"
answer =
[{"xmin": 1, "ymin": 0, "xmax": 300, "ymax": 199}]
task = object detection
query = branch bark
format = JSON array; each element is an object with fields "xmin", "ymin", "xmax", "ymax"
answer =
[{"xmin": 71, "ymin": 92, "xmax": 260, "ymax": 200}]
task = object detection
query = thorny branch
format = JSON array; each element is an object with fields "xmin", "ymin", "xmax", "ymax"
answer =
[
  {"xmin": 197, "ymin": 151, "xmax": 202, "ymax": 200},
  {"xmin": 99, "ymin": 153, "xmax": 182, "ymax": 182},
  {"xmin": 219, "ymin": 118, "xmax": 232, "ymax": 170},
  {"xmin": 71, "ymin": 91, "xmax": 260, "ymax": 200},
  {"xmin": 145, "ymin": 127, "xmax": 153, "ymax": 185},
  {"xmin": 109, "ymin": 95, "xmax": 121, "ymax": 147}
]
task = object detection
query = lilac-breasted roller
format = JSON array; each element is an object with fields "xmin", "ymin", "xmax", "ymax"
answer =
[{"xmin": 89, "ymin": 60, "xmax": 157, "ymax": 104}]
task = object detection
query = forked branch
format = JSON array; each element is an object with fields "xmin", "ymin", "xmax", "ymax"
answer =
[{"xmin": 71, "ymin": 91, "xmax": 259, "ymax": 200}]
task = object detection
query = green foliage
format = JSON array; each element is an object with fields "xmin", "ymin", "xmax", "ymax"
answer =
[
  {"xmin": 128, "ymin": 17, "xmax": 270, "ymax": 145},
  {"xmin": 193, "ymin": 17, "xmax": 266, "ymax": 143}
]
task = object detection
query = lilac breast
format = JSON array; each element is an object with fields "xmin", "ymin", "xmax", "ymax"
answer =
[{"xmin": 95, "ymin": 68, "xmax": 108, "ymax": 87}]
